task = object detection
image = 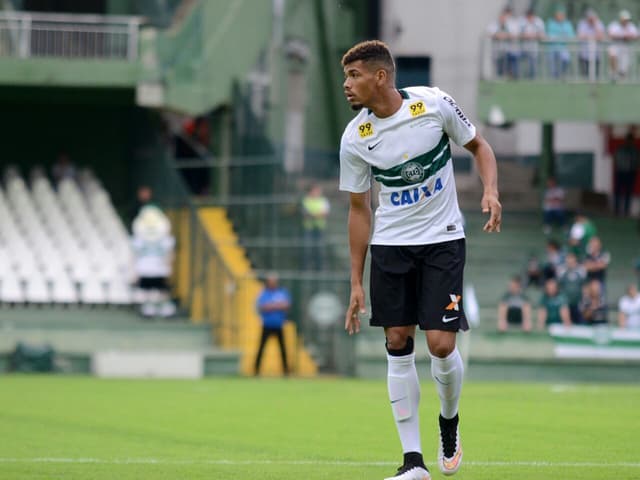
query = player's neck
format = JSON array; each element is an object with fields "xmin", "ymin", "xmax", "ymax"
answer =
[{"xmin": 368, "ymin": 87, "xmax": 403, "ymax": 119}]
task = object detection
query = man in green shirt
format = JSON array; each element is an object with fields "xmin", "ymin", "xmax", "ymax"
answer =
[
  {"xmin": 538, "ymin": 278, "xmax": 571, "ymax": 329},
  {"xmin": 557, "ymin": 252, "xmax": 586, "ymax": 324}
]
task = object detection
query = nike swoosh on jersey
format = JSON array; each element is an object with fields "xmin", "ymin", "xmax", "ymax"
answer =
[
  {"xmin": 442, "ymin": 315, "xmax": 458, "ymax": 323},
  {"xmin": 367, "ymin": 140, "xmax": 382, "ymax": 151}
]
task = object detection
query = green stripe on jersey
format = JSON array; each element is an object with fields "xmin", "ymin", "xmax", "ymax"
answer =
[{"xmin": 372, "ymin": 133, "xmax": 451, "ymax": 187}]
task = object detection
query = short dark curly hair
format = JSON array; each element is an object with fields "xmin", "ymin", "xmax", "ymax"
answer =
[{"xmin": 341, "ymin": 39, "xmax": 395, "ymax": 75}]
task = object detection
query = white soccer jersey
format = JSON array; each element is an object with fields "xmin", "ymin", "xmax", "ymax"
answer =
[
  {"xmin": 619, "ymin": 294, "xmax": 640, "ymax": 329},
  {"xmin": 340, "ymin": 86, "xmax": 476, "ymax": 245}
]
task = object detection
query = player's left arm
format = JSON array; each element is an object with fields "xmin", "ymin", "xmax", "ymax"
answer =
[{"xmin": 464, "ymin": 133, "xmax": 502, "ymax": 232}]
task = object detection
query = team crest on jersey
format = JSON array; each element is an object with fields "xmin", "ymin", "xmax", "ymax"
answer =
[
  {"xmin": 408, "ymin": 100, "xmax": 426, "ymax": 117},
  {"xmin": 401, "ymin": 162, "xmax": 425, "ymax": 183},
  {"xmin": 358, "ymin": 121, "xmax": 374, "ymax": 138}
]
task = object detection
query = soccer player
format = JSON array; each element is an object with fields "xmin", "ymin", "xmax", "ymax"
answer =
[{"xmin": 339, "ymin": 40, "xmax": 501, "ymax": 480}]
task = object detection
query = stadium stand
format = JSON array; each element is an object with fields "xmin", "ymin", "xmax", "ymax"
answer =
[{"xmin": 0, "ymin": 167, "xmax": 133, "ymax": 307}]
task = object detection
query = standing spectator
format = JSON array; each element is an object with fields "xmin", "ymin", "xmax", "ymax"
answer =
[
  {"xmin": 607, "ymin": 10, "xmax": 639, "ymax": 81},
  {"xmin": 545, "ymin": 6, "xmax": 575, "ymax": 78},
  {"xmin": 580, "ymin": 278, "xmax": 608, "ymax": 325},
  {"xmin": 131, "ymin": 205, "xmax": 176, "ymax": 318},
  {"xmin": 519, "ymin": 8, "xmax": 546, "ymax": 78},
  {"xmin": 301, "ymin": 183, "xmax": 330, "ymax": 270},
  {"xmin": 488, "ymin": 6, "xmax": 521, "ymax": 78},
  {"xmin": 568, "ymin": 211, "xmax": 597, "ymax": 259},
  {"xmin": 577, "ymin": 8, "xmax": 606, "ymax": 78},
  {"xmin": 254, "ymin": 272, "xmax": 291, "ymax": 376},
  {"xmin": 618, "ymin": 283, "xmax": 640, "ymax": 329},
  {"xmin": 557, "ymin": 252, "xmax": 586, "ymax": 324},
  {"xmin": 612, "ymin": 131, "xmax": 639, "ymax": 217},
  {"xmin": 583, "ymin": 236, "xmax": 610, "ymax": 289},
  {"xmin": 497, "ymin": 276, "xmax": 532, "ymax": 332},
  {"xmin": 542, "ymin": 176, "xmax": 566, "ymax": 234},
  {"xmin": 538, "ymin": 277, "xmax": 572, "ymax": 329}
]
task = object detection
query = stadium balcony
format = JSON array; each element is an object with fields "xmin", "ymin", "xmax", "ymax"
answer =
[{"xmin": 477, "ymin": 39, "xmax": 640, "ymax": 124}]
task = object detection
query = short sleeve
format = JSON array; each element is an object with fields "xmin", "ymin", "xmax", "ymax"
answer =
[
  {"xmin": 437, "ymin": 90, "xmax": 476, "ymax": 147},
  {"xmin": 339, "ymin": 133, "xmax": 371, "ymax": 193}
]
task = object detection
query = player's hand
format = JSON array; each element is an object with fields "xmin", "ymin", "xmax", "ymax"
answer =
[
  {"xmin": 481, "ymin": 191, "xmax": 502, "ymax": 233},
  {"xmin": 345, "ymin": 285, "xmax": 366, "ymax": 335}
]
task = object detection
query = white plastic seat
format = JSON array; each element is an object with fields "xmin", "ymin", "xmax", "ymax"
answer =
[
  {"xmin": 79, "ymin": 276, "xmax": 106, "ymax": 304},
  {"xmin": 51, "ymin": 274, "xmax": 79, "ymax": 304},
  {"xmin": 0, "ymin": 275, "xmax": 24, "ymax": 304},
  {"xmin": 107, "ymin": 279, "xmax": 132, "ymax": 305},
  {"xmin": 25, "ymin": 274, "xmax": 50, "ymax": 304}
]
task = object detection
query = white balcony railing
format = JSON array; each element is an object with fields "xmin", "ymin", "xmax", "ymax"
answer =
[
  {"xmin": 0, "ymin": 11, "xmax": 143, "ymax": 61},
  {"xmin": 481, "ymin": 38, "xmax": 640, "ymax": 83}
]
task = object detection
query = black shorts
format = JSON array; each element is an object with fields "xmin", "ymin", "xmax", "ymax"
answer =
[
  {"xmin": 370, "ymin": 239, "xmax": 469, "ymax": 332},
  {"xmin": 138, "ymin": 277, "xmax": 168, "ymax": 290}
]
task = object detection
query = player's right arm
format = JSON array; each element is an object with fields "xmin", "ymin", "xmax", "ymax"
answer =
[{"xmin": 345, "ymin": 190, "xmax": 371, "ymax": 335}]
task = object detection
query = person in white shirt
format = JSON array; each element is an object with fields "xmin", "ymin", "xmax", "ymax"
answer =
[
  {"xmin": 607, "ymin": 9, "xmax": 639, "ymax": 79},
  {"xmin": 577, "ymin": 8, "xmax": 606, "ymax": 78},
  {"xmin": 340, "ymin": 40, "xmax": 501, "ymax": 480},
  {"xmin": 618, "ymin": 283, "xmax": 640, "ymax": 329},
  {"xmin": 488, "ymin": 6, "xmax": 521, "ymax": 78},
  {"xmin": 519, "ymin": 8, "xmax": 546, "ymax": 78}
]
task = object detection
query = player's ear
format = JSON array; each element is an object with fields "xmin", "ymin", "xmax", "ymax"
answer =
[{"xmin": 375, "ymin": 68, "xmax": 387, "ymax": 85}]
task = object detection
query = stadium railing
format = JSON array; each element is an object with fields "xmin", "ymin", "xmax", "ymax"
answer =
[
  {"xmin": 0, "ymin": 11, "xmax": 143, "ymax": 60},
  {"xmin": 481, "ymin": 38, "xmax": 640, "ymax": 83}
]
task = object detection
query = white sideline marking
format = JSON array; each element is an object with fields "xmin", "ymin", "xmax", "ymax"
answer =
[{"xmin": 0, "ymin": 458, "xmax": 639, "ymax": 468}]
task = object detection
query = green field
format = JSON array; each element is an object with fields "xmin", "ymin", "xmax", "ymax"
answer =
[{"xmin": 0, "ymin": 376, "xmax": 638, "ymax": 480}]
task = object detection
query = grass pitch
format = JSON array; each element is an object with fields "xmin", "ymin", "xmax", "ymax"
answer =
[{"xmin": 0, "ymin": 376, "xmax": 638, "ymax": 479}]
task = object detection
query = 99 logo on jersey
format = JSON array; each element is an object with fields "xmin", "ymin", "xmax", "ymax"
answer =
[
  {"xmin": 409, "ymin": 101, "xmax": 426, "ymax": 117},
  {"xmin": 358, "ymin": 122, "xmax": 373, "ymax": 138}
]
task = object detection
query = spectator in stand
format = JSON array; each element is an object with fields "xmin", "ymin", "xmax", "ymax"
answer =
[
  {"xmin": 538, "ymin": 277, "xmax": 572, "ymax": 329},
  {"xmin": 254, "ymin": 272, "xmax": 291, "ymax": 376},
  {"xmin": 488, "ymin": 6, "xmax": 521, "ymax": 79},
  {"xmin": 301, "ymin": 183, "xmax": 331, "ymax": 271},
  {"xmin": 131, "ymin": 205, "xmax": 176, "ymax": 318},
  {"xmin": 557, "ymin": 251, "xmax": 586, "ymax": 324},
  {"xmin": 519, "ymin": 8, "xmax": 546, "ymax": 78},
  {"xmin": 545, "ymin": 6, "xmax": 576, "ymax": 78},
  {"xmin": 497, "ymin": 276, "xmax": 532, "ymax": 332},
  {"xmin": 577, "ymin": 8, "xmax": 606, "ymax": 78},
  {"xmin": 129, "ymin": 185, "xmax": 155, "ymax": 227},
  {"xmin": 51, "ymin": 151, "xmax": 76, "ymax": 185},
  {"xmin": 543, "ymin": 238, "xmax": 565, "ymax": 280},
  {"xmin": 583, "ymin": 236, "xmax": 610, "ymax": 290},
  {"xmin": 525, "ymin": 253, "xmax": 544, "ymax": 288},
  {"xmin": 618, "ymin": 283, "xmax": 640, "ymax": 329},
  {"xmin": 542, "ymin": 176, "xmax": 567, "ymax": 234},
  {"xmin": 607, "ymin": 10, "xmax": 639, "ymax": 81},
  {"xmin": 612, "ymin": 130, "xmax": 639, "ymax": 217},
  {"xmin": 568, "ymin": 211, "xmax": 597, "ymax": 259},
  {"xmin": 580, "ymin": 278, "xmax": 608, "ymax": 325}
]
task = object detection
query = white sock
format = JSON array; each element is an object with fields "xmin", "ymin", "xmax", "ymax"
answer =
[
  {"xmin": 387, "ymin": 352, "xmax": 422, "ymax": 453},
  {"xmin": 430, "ymin": 347, "xmax": 464, "ymax": 419}
]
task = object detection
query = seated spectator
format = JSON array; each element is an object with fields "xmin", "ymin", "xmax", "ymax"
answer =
[
  {"xmin": 607, "ymin": 10, "xmax": 639, "ymax": 81},
  {"xmin": 525, "ymin": 253, "xmax": 544, "ymax": 288},
  {"xmin": 519, "ymin": 8, "xmax": 546, "ymax": 78},
  {"xmin": 557, "ymin": 252, "xmax": 586, "ymax": 324},
  {"xmin": 488, "ymin": 6, "xmax": 520, "ymax": 78},
  {"xmin": 542, "ymin": 177, "xmax": 566, "ymax": 234},
  {"xmin": 545, "ymin": 6, "xmax": 575, "ymax": 78},
  {"xmin": 568, "ymin": 211, "xmax": 597, "ymax": 259},
  {"xmin": 583, "ymin": 236, "xmax": 610, "ymax": 289},
  {"xmin": 618, "ymin": 283, "xmax": 640, "ymax": 329},
  {"xmin": 580, "ymin": 278, "xmax": 608, "ymax": 325},
  {"xmin": 51, "ymin": 151, "xmax": 76, "ymax": 185},
  {"xmin": 498, "ymin": 276, "xmax": 532, "ymax": 332},
  {"xmin": 613, "ymin": 130, "xmax": 639, "ymax": 217},
  {"xmin": 538, "ymin": 278, "xmax": 571, "ymax": 329},
  {"xmin": 577, "ymin": 8, "xmax": 606, "ymax": 77},
  {"xmin": 543, "ymin": 238, "xmax": 564, "ymax": 280}
]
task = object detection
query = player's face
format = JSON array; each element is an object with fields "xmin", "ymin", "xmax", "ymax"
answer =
[{"xmin": 343, "ymin": 60, "xmax": 378, "ymax": 111}]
